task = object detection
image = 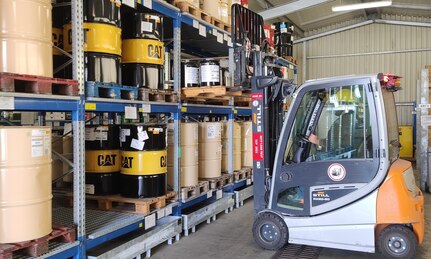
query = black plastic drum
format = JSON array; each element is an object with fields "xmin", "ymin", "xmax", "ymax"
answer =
[
  {"xmin": 120, "ymin": 124, "xmax": 167, "ymax": 151},
  {"xmin": 122, "ymin": 13, "xmax": 163, "ymax": 40},
  {"xmin": 85, "ymin": 125, "xmax": 120, "ymax": 150},
  {"xmin": 200, "ymin": 60, "xmax": 220, "ymax": 86},
  {"xmin": 181, "ymin": 61, "xmax": 199, "ymax": 87},
  {"xmin": 122, "ymin": 63, "xmax": 163, "ymax": 89},
  {"xmin": 120, "ymin": 173, "xmax": 167, "ymax": 198},
  {"xmin": 273, "ymin": 22, "xmax": 293, "ymax": 57},
  {"xmin": 86, "ymin": 173, "xmax": 120, "ymax": 195},
  {"xmin": 65, "ymin": 52, "xmax": 121, "ymax": 84},
  {"xmin": 84, "ymin": 0, "xmax": 121, "ymax": 26}
]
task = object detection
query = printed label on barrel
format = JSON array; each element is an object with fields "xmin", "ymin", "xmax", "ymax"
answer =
[
  {"xmin": 200, "ymin": 64, "xmax": 219, "ymax": 83},
  {"xmin": 121, "ymin": 150, "xmax": 167, "ymax": 175},
  {"xmin": 185, "ymin": 67, "xmax": 199, "ymax": 85},
  {"xmin": 86, "ymin": 150, "xmax": 121, "ymax": 173},
  {"xmin": 207, "ymin": 125, "xmax": 220, "ymax": 139}
]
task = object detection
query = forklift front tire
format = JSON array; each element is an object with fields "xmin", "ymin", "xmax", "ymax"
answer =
[
  {"xmin": 377, "ymin": 225, "xmax": 418, "ymax": 259},
  {"xmin": 253, "ymin": 212, "xmax": 288, "ymax": 250}
]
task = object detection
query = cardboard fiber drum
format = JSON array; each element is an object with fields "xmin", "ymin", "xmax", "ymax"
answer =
[
  {"xmin": 0, "ymin": 0, "xmax": 53, "ymax": 77},
  {"xmin": 0, "ymin": 127, "xmax": 52, "ymax": 243}
]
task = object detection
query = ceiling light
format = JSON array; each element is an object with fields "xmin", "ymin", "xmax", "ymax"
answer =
[{"xmin": 332, "ymin": 1, "xmax": 392, "ymax": 12}]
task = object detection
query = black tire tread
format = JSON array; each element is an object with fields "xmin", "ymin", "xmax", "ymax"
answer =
[
  {"xmin": 252, "ymin": 212, "xmax": 289, "ymax": 250},
  {"xmin": 377, "ymin": 224, "xmax": 418, "ymax": 259}
]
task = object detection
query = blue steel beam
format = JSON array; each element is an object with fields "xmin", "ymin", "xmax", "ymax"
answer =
[{"xmin": 13, "ymin": 97, "xmax": 80, "ymax": 112}]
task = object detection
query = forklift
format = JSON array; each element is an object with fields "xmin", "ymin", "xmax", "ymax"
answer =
[{"xmin": 231, "ymin": 5, "xmax": 424, "ymax": 259}]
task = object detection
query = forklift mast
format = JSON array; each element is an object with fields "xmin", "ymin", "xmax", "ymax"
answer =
[{"xmin": 231, "ymin": 4, "xmax": 294, "ymax": 213}]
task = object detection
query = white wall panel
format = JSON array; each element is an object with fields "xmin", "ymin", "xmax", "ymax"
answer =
[{"xmin": 294, "ymin": 15, "xmax": 431, "ymax": 125}]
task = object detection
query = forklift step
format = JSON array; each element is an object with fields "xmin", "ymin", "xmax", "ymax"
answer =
[{"xmin": 272, "ymin": 244, "xmax": 322, "ymax": 259}]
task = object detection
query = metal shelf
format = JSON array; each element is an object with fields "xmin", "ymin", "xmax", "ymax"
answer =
[
  {"xmin": 0, "ymin": 92, "xmax": 80, "ymax": 112},
  {"xmin": 181, "ymin": 103, "xmax": 233, "ymax": 115},
  {"xmin": 85, "ymin": 98, "xmax": 178, "ymax": 113},
  {"xmin": 234, "ymin": 107, "xmax": 252, "ymax": 116}
]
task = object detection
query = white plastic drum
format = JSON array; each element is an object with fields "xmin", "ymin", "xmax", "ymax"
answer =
[
  {"xmin": 0, "ymin": 0, "xmax": 53, "ymax": 77},
  {"xmin": 0, "ymin": 127, "xmax": 52, "ymax": 243}
]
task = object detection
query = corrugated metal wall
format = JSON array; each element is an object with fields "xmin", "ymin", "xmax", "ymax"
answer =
[{"xmin": 293, "ymin": 15, "xmax": 431, "ymax": 125}]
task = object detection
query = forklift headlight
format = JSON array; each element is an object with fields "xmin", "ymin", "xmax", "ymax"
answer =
[{"xmin": 402, "ymin": 167, "xmax": 417, "ymax": 193}]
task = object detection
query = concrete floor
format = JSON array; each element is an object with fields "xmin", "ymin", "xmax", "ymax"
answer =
[{"xmin": 152, "ymin": 192, "xmax": 430, "ymax": 259}]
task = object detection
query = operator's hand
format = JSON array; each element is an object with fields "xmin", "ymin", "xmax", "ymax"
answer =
[{"xmin": 308, "ymin": 133, "xmax": 320, "ymax": 145}]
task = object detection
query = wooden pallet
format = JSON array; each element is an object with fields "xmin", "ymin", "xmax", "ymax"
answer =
[
  {"xmin": 0, "ymin": 226, "xmax": 76, "ymax": 259},
  {"xmin": 282, "ymin": 56, "xmax": 297, "ymax": 64},
  {"xmin": 211, "ymin": 16, "xmax": 231, "ymax": 33},
  {"xmin": 172, "ymin": 1, "xmax": 212, "ymax": 23},
  {"xmin": 0, "ymin": 72, "xmax": 79, "ymax": 96},
  {"xmin": 233, "ymin": 167, "xmax": 253, "ymax": 182},
  {"xmin": 200, "ymin": 173, "xmax": 233, "ymax": 190},
  {"xmin": 68, "ymin": 191, "xmax": 176, "ymax": 215},
  {"xmin": 182, "ymin": 86, "xmax": 227, "ymax": 98},
  {"xmin": 85, "ymin": 81, "xmax": 138, "ymax": 100},
  {"xmin": 179, "ymin": 181, "xmax": 209, "ymax": 201},
  {"xmin": 138, "ymin": 88, "xmax": 179, "ymax": 103}
]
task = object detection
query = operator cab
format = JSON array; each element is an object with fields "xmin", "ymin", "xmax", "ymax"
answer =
[{"xmin": 270, "ymin": 74, "xmax": 400, "ymax": 216}]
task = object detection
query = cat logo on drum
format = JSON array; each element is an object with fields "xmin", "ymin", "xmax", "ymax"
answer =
[
  {"xmin": 122, "ymin": 156, "xmax": 134, "ymax": 168},
  {"xmin": 98, "ymin": 154, "xmax": 117, "ymax": 167},
  {"xmin": 148, "ymin": 44, "xmax": 163, "ymax": 59}
]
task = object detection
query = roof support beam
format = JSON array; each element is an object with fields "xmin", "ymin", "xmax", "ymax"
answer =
[{"xmin": 258, "ymin": 0, "xmax": 331, "ymax": 20}]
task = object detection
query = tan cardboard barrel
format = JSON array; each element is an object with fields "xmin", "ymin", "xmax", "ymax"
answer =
[
  {"xmin": 167, "ymin": 165, "xmax": 199, "ymax": 187},
  {"xmin": 242, "ymin": 150, "xmax": 253, "ymax": 167},
  {"xmin": 199, "ymin": 159, "xmax": 221, "ymax": 178},
  {"xmin": 199, "ymin": 141, "xmax": 221, "ymax": 160},
  {"xmin": 219, "ymin": 1, "xmax": 229, "ymax": 23},
  {"xmin": 0, "ymin": 127, "xmax": 52, "ymax": 243},
  {"xmin": 222, "ymin": 121, "xmax": 241, "ymax": 139},
  {"xmin": 199, "ymin": 122, "xmax": 221, "ymax": 143},
  {"xmin": 168, "ymin": 145, "xmax": 198, "ymax": 167},
  {"xmin": 202, "ymin": 0, "xmax": 220, "ymax": 19},
  {"xmin": 167, "ymin": 122, "xmax": 198, "ymax": 145},
  {"xmin": 222, "ymin": 138, "xmax": 241, "ymax": 154},
  {"xmin": 222, "ymin": 153, "xmax": 242, "ymax": 171},
  {"xmin": 241, "ymin": 121, "xmax": 252, "ymax": 151},
  {"xmin": 0, "ymin": 0, "xmax": 53, "ymax": 77}
]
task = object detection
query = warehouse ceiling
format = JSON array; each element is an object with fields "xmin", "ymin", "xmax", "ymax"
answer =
[{"xmin": 248, "ymin": 0, "xmax": 431, "ymax": 36}]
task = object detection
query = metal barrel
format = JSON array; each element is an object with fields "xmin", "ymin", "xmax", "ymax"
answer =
[
  {"xmin": 119, "ymin": 124, "xmax": 167, "ymax": 198},
  {"xmin": 85, "ymin": 125, "xmax": 121, "ymax": 195}
]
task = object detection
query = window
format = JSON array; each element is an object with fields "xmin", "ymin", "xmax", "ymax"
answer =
[
  {"xmin": 284, "ymin": 85, "xmax": 372, "ymax": 163},
  {"xmin": 277, "ymin": 186, "xmax": 304, "ymax": 210}
]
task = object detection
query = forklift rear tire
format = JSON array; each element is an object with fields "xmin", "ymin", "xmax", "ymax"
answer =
[
  {"xmin": 253, "ymin": 212, "xmax": 288, "ymax": 250},
  {"xmin": 377, "ymin": 225, "xmax": 418, "ymax": 259}
]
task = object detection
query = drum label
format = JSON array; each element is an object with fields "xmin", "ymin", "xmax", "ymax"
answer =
[
  {"xmin": 86, "ymin": 150, "xmax": 121, "ymax": 173},
  {"xmin": 121, "ymin": 150, "xmax": 167, "ymax": 175}
]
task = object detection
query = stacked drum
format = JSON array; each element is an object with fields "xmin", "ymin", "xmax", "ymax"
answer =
[
  {"xmin": 85, "ymin": 125, "xmax": 120, "ymax": 195},
  {"xmin": 0, "ymin": 127, "xmax": 52, "ymax": 243},
  {"xmin": 120, "ymin": 124, "xmax": 167, "ymax": 198},
  {"xmin": 122, "ymin": 13, "xmax": 164, "ymax": 93},
  {"xmin": 0, "ymin": 0, "xmax": 52, "ymax": 77},
  {"xmin": 221, "ymin": 122, "xmax": 242, "ymax": 171},
  {"xmin": 64, "ymin": 0, "xmax": 122, "ymax": 83},
  {"xmin": 198, "ymin": 122, "xmax": 222, "ymax": 178},
  {"xmin": 181, "ymin": 61, "xmax": 200, "ymax": 88},
  {"xmin": 167, "ymin": 123, "xmax": 199, "ymax": 187},
  {"xmin": 241, "ymin": 121, "xmax": 253, "ymax": 167},
  {"xmin": 273, "ymin": 22, "xmax": 294, "ymax": 57},
  {"xmin": 199, "ymin": 60, "xmax": 220, "ymax": 86}
]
